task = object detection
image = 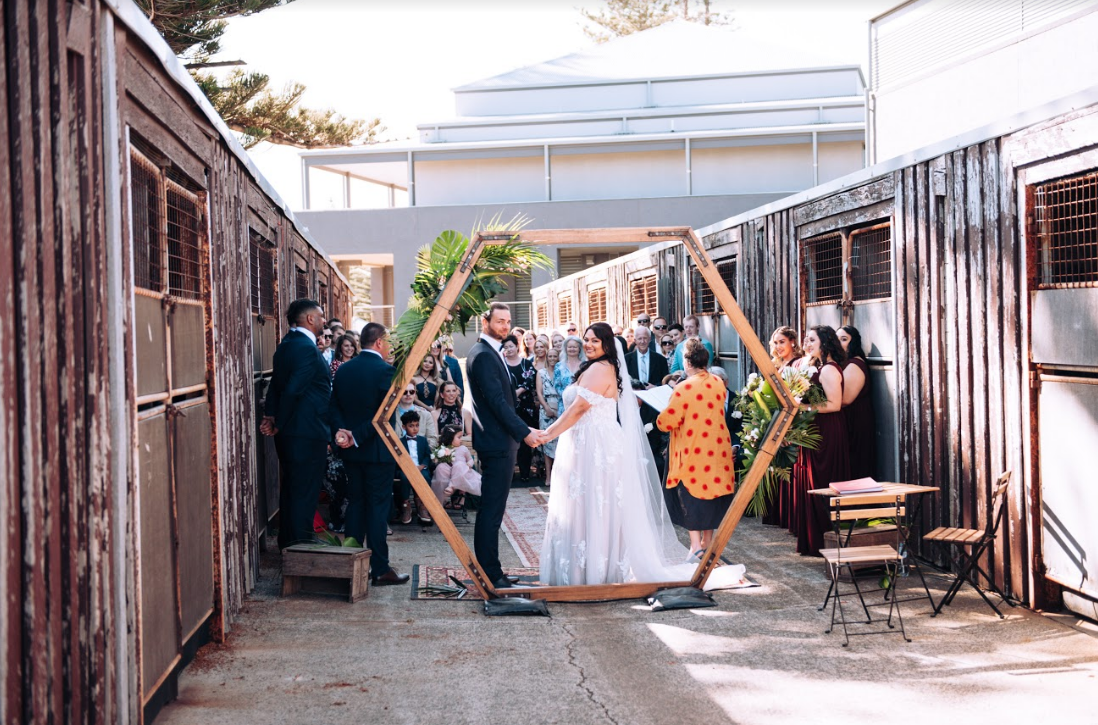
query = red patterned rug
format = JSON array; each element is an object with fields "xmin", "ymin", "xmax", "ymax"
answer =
[{"xmin": 501, "ymin": 486, "xmax": 550, "ymax": 568}]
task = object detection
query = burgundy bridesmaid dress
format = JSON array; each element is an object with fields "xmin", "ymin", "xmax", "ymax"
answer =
[
  {"xmin": 792, "ymin": 361, "xmax": 851, "ymax": 556},
  {"xmin": 843, "ymin": 357, "xmax": 877, "ymax": 480}
]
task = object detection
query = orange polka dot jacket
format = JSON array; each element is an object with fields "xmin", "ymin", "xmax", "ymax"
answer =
[{"xmin": 656, "ymin": 370, "xmax": 734, "ymax": 500}]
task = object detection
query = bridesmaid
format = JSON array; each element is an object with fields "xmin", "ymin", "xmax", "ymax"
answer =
[
  {"xmin": 837, "ymin": 325, "xmax": 877, "ymax": 480},
  {"xmin": 762, "ymin": 326, "xmax": 805, "ymax": 528},
  {"xmin": 790, "ymin": 325, "xmax": 850, "ymax": 556}
]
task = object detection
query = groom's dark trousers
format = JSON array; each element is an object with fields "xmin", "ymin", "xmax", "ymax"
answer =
[{"xmin": 467, "ymin": 338, "xmax": 532, "ymax": 583}]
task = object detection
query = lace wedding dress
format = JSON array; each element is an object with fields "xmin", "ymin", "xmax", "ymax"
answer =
[{"xmin": 539, "ymin": 341, "xmax": 747, "ymax": 589}]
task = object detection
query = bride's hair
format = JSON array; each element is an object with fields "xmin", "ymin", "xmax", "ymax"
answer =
[{"xmin": 573, "ymin": 322, "xmax": 622, "ymax": 395}]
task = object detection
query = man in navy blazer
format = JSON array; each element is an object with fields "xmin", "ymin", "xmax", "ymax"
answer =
[
  {"xmin": 466, "ymin": 303, "xmax": 542, "ymax": 589},
  {"xmin": 261, "ymin": 299, "xmax": 331, "ymax": 549},
  {"xmin": 624, "ymin": 325, "xmax": 670, "ymax": 480},
  {"xmin": 330, "ymin": 322, "xmax": 409, "ymax": 585}
]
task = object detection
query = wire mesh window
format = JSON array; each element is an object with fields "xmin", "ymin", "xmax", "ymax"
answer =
[
  {"xmin": 558, "ymin": 295, "xmax": 573, "ymax": 328},
  {"xmin": 166, "ymin": 181, "xmax": 203, "ymax": 299},
  {"xmin": 318, "ymin": 281, "xmax": 328, "ymax": 312},
  {"xmin": 850, "ymin": 224, "xmax": 892, "ymax": 301},
  {"xmin": 690, "ymin": 266, "xmax": 715, "ymax": 315},
  {"xmin": 295, "ymin": 265, "xmax": 309, "ymax": 301},
  {"xmin": 130, "ymin": 149, "xmax": 163, "ymax": 292},
  {"xmin": 802, "ymin": 231, "xmax": 843, "ymax": 304},
  {"xmin": 249, "ymin": 229, "xmax": 277, "ymax": 316},
  {"xmin": 587, "ymin": 286, "xmax": 607, "ymax": 324},
  {"xmin": 1033, "ymin": 171, "xmax": 1098, "ymax": 287},
  {"xmin": 536, "ymin": 301, "xmax": 548, "ymax": 330},
  {"xmin": 716, "ymin": 259, "xmax": 738, "ymax": 310},
  {"xmin": 629, "ymin": 274, "xmax": 658, "ymax": 321}
]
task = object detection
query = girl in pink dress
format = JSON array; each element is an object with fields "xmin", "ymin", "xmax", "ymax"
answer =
[{"xmin": 431, "ymin": 425, "xmax": 482, "ymax": 508}]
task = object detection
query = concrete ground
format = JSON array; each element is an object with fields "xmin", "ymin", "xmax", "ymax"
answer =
[{"xmin": 159, "ymin": 513, "xmax": 1098, "ymax": 725}]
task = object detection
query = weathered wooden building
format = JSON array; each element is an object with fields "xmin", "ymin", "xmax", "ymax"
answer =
[
  {"xmin": 533, "ymin": 88, "xmax": 1098, "ymax": 619},
  {"xmin": 1, "ymin": 2, "xmax": 352, "ymax": 722}
]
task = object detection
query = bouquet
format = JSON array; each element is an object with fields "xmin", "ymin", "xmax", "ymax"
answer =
[
  {"xmin": 732, "ymin": 366, "xmax": 827, "ymax": 516},
  {"xmin": 430, "ymin": 445, "xmax": 454, "ymax": 466}
]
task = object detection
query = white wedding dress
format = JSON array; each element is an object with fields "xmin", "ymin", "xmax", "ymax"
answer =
[{"xmin": 539, "ymin": 341, "xmax": 747, "ymax": 590}]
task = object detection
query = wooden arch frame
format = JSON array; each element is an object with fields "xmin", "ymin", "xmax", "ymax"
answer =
[{"xmin": 375, "ymin": 227, "xmax": 797, "ymax": 602}]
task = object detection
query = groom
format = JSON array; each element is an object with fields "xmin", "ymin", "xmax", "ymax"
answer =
[{"xmin": 467, "ymin": 302, "xmax": 542, "ymax": 589}]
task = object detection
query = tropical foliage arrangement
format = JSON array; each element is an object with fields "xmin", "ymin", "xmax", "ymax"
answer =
[
  {"xmin": 733, "ymin": 366, "xmax": 827, "ymax": 516},
  {"xmin": 389, "ymin": 214, "xmax": 553, "ymax": 375}
]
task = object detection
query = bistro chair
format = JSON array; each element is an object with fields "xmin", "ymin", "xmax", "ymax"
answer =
[
  {"xmin": 819, "ymin": 493, "xmax": 911, "ymax": 647},
  {"xmin": 923, "ymin": 470, "xmax": 1016, "ymax": 619}
]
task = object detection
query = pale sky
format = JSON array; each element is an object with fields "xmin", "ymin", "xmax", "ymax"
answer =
[{"xmin": 223, "ymin": 0, "xmax": 897, "ymax": 209}]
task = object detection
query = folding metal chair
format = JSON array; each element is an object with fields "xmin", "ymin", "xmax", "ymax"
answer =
[
  {"xmin": 923, "ymin": 470, "xmax": 1016, "ymax": 618},
  {"xmin": 819, "ymin": 494, "xmax": 911, "ymax": 646}
]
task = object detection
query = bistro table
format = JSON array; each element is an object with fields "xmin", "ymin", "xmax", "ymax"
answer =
[{"xmin": 809, "ymin": 482, "xmax": 940, "ymax": 610}]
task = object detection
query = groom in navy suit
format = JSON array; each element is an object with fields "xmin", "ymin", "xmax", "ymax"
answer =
[
  {"xmin": 330, "ymin": 322, "xmax": 409, "ymax": 585},
  {"xmin": 261, "ymin": 298, "xmax": 331, "ymax": 549},
  {"xmin": 467, "ymin": 302, "xmax": 543, "ymax": 589}
]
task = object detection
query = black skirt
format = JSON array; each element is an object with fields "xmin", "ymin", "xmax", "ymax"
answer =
[{"xmin": 666, "ymin": 484, "xmax": 732, "ymax": 531}]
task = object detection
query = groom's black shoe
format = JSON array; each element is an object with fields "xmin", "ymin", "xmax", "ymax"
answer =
[
  {"xmin": 372, "ymin": 569, "xmax": 410, "ymax": 586},
  {"xmin": 492, "ymin": 576, "xmax": 516, "ymax": 589},
  {"xmin": 505, "ymin": 575, "xmax": 520, "ymax": 583}
]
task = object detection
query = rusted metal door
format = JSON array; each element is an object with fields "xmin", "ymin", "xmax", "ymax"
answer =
[
  {"xmin": 129, "ymin": 144, "xmax": 216, "ymax": 705},
  {"xmin": 1028, "ymin": 170, "xmax": 1098, "ymax": 614}
]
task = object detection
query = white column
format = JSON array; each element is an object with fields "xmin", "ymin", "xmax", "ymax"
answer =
[
  {"xmin": 685, "ymin": 137, "xmax": 692, "ymax": 196},
  {"xmin": 544, "ymin": 145, "xmax": 551, "ymax": 201},
  {"xmin": 812, "ymin": 131, "xmax": 819, "ymax": 187},
  {"xmin": 301, "ymin": 158, "xmax": 312, "ymax": 209},
  {"xmin": 343, "ymin": 172, "xmax": 351, "ymax": 209},
  {"xmin": 407, "ymin": 151, "xmax": 416, "ymax": 207}
]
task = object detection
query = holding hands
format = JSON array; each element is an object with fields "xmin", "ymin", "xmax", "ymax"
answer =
[
  {"xmin": 334, "ymin": 428, "xmax": 355, "ymax": 448},
  {"xmin": 259, "ymin": 415, "xmax": 278, "ymax": 437}
]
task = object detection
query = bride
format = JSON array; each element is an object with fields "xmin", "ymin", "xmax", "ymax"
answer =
[{"xmin": 537, "ymin": 322, "xmax": 746, "ymax": 589}]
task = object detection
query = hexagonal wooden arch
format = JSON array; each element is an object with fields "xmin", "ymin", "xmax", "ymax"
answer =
[{"xmin": 374, "ymin": 227, "xmax": 797, "ymax": 602}]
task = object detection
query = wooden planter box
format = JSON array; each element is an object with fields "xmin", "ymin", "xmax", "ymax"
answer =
[
  {"xmin": 281, "ymin": 544, "xmax": 371, "ymax": 603},
  {"xmin": 823, "ymin": 525, "xmax": 898, "ymax": 581}
]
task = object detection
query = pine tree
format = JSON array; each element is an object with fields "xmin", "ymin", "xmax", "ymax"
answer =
[
  {"xmin": 137, "ymin": 0, "xmax": 381, "ymax": 149},
  {"xmin": 581, "ymin": 0, "xmax": 732, "ymax": 43}
]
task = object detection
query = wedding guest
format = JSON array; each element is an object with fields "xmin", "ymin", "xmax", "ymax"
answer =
[
  {"xmin": 330, "ymin": 322, "xmax": 409, "ymax": 585},
  {"xmin": 396, "ymin": 383, "xmax": 438, "ymax": 448},
  {"xmin": 790, "ymin": 325, "xmax": 850, "ymax": 557},
  {"xmin": 668, "ymin": 323, "xmax": 684, "ymax": 347},
  {"xmin": 531, "ymin": 336, "xmax": 550, "ymax": 373},
  {"xmin": 564, "ymin": 321, "xmax": 578, "ymax": 336},
  {"xmin": 626, "ymin": 325, "xmax": 670, "ymax": 479},
  {"xmin": 431, "ymin": 425, "xmax": 482, "ymax": 509},
  {"xmin": 511, "ymin": 327, "xmax": 527, "ymax": 354},
  {"xmin": 670, "ymin": 315, "xmax": 715, "ymax": 374},
  {"xmin": 624, "ymin": 327, "xmax": 635, "ymax": 352},
  {"xmin": 612, "ymin": 324, "xmax": 624, "ymax": 336},
  {"xmin": 536, "ymin": 347, "xmax": 562, "ymax": 486},
  {"xmin": 651, "ymin": 316, "xmax": 668, "ymax": 335},
  {"xmin": 329, "ymin": 333, "xmax": 358, "ymax": 378},
  {"xmin": 503, "ymin": 334, "xmax": 539, "ymax": 483},
  {"xmin": 329, "ymin": 321, "xmax": 346, "ymax": 340},
  {"xmin": 662, "ymin": 371, "xmax": 685, "ymax": 386},
  {"xmin": 412, "ymin": 355, "xmax": 443, "ymax": 411},
  {"xmin": 837, "ymin": 325, "xmax": 877, "ymax": 479},
  {"xmin": 635, "ymin": 313, "xmax": 652, "ymax": 329},
  {"xmin": 659, "ymin": 333, "xmax": 676, "ymax": 363},
  {"xmin": 554, "ymin": 335, "xmax": 585, "ymax": 408},
  {"xmin": 429, "ymin": 340, "xmax": 452, "ymax": 384},
  {"xmin": 327, "ymin": 317, "xmax": 343, "ymax": 332},
  {"xmin": 770, "ymin": 326, "xmax": 804, "ymax": 370},
  {"xmin": 523, "ymin": 330, "xmax": 538, "ymax": 361},
  {"xmin": 550, "ymin": 331, "xmax": 565, "ymax": 354},
  {"xmin": 396, "ymin": 411, "xmax": 432, "ymax": 526},
  {"xmin": 657, "ymin": 338, "xmax": 734, "ymax": 559},
  {"xmin": 439, "ymin": 337, "xmax": 464, "ymax": 398},
  {"xmin": 261, "ymin": 299, "xmax": 331, "ymax": 549},
  {"xmin": 432, "ymin": 380, "xmax": 470, "ymax": 439},
  {"xmin": 709, "ymin": 366, "xmax": 744, "ymax": 477},
  {"xmin": 318, "ymin": 327, "xmax": 334, "ymax": 365}
]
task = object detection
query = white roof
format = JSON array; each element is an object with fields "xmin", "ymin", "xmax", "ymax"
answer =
[{"xmin": 456, "ymin": 20, "xmax": 863, "ymax": 91}]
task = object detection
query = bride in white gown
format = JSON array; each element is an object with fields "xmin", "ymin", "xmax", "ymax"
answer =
[{"xmin": 538, "ymin": 323, "xmax": 746, "ymax": 589}]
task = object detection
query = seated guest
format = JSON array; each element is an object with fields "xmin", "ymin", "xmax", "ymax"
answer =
[
  {"xmin": 432, "ymin": 380, "xmax": 471, "ymax": 439},
  {"xmin": 397, "ymin": 411, "xmax": 433, "ymax": 526},
  {"xmin": 396, "ymin": 384, "xmax": 438, "ymax": 449},
  {"xmin": 837, "ymin": 325, "xmax": 877, "ymax": 479},
  {"xmin": 657, "ymin": 339, "xmax": 735, "ymax": 560},
  {"xmin": 670, "ymin": 315, "xmax": 715, "ymax": 373},
  {"xmin": 431, "ymin": 425, "xmax": 482, "ymax": 509}
]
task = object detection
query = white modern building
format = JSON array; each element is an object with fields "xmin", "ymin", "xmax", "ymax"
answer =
[
  {"xmin": 295, "ymin": 21, "xmax": 868, "ymax": 336},
  {"xmin": 868, "ymin": 0, "xmax": 1098, "ymax": 162}
]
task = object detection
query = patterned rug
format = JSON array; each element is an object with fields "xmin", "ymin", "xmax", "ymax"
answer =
[
  {"xmin": 410, "ymin": 565, "xmax": 540, "ymax": 601},
  {"xmin": 500, "ymin": 486, "xmax": 550, "ymax": 568}
]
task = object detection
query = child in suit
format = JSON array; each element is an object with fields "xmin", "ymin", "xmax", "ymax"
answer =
[
  {"xmin": 398, "ymin": 411, "xmax": 433, "ymax": 525},
  {"xmin": 431, "ymin": 425, "xmax": 482, "ymax": 509}
]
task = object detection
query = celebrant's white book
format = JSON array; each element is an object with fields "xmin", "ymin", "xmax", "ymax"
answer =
[
  {"xmin": 635, "ymin": 385, "xmax": 674, "ymax": 412},
  {"xmin": 831, "ymin": 477, "xmax": 883, "ymax": 495}
]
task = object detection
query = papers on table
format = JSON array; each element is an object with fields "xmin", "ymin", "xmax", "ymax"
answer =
[
  {"xmin": 831, "ymin": 477, "xmax": 883, "ymax": 495},
  {"xmin": 635, "ymin": 385, "xmax": 674, "ymax": 412}
]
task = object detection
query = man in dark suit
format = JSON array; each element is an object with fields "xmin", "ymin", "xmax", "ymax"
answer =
[
  {"xmin": 624, "ymin": 325, "xmax": 670, "ymax": 479},
  {"xmin": 330, "ymin": 322, "xmax": 409, "ymax": 585},
  {"xmin": 261, "ymin": 299, "xmax": 331, "ymax": 549},
  {"xmin": 466, "ymin": 302, "xmax": 542, "ymax": 590}
]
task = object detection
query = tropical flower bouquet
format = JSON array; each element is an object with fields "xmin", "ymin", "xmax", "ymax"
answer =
[
  {"xmin": 733, "ymin": 366, "xmax": 827, "ymax": 516},
  {"xmin": 430, "ymin": 445, "xmax": 454, "ymax": 467}
]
